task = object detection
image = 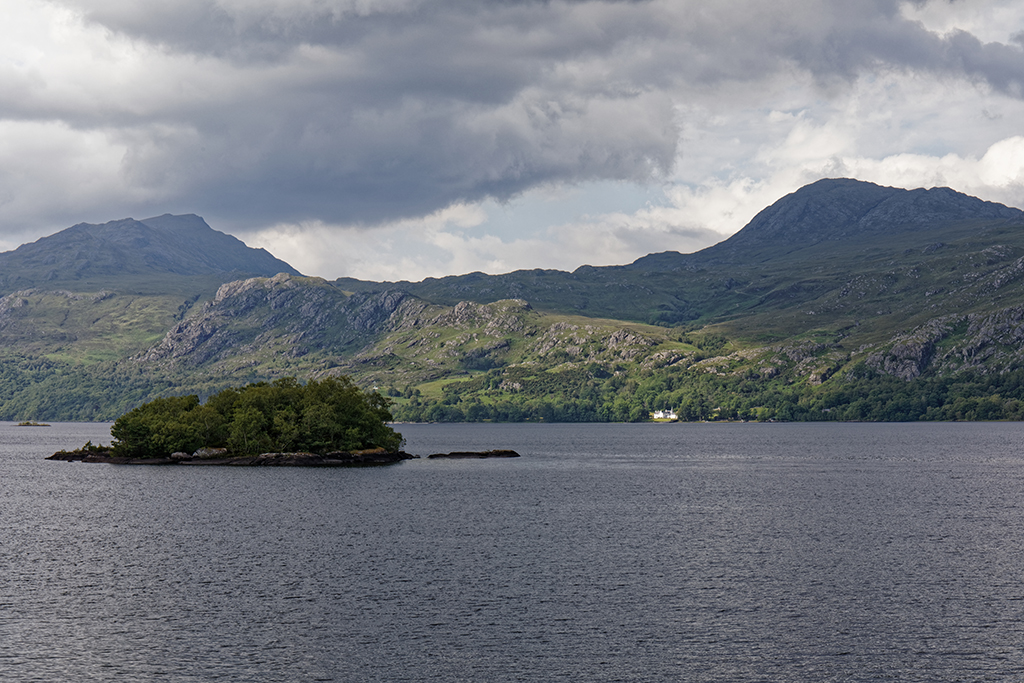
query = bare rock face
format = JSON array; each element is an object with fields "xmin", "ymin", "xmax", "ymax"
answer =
[
  {"xmin": 866, "ymin": 318, "xmax": 957, "ymax": 380},
  {"xmin": 346, "ymin": 290, "xmax": 414, "ymax": 331},
  {"xmin": 134, "ymin": 275, "xmax": 420, "ymax": 368},
  {"xmin": 865, "ymin": 306, "xmax": 1024, "ymax": 379},
  {"xmin": 426, "ymin": 299, "xmax": 532, "ymax": 333},
  {"xmin": 870, "ymin": 340, "xmax": 936, "ymax": 380}
]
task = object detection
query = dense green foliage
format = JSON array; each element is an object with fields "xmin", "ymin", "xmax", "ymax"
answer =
[
  {"xmin": 0, "ymin": 352, "xmax": 175, "ymax": 421},
  {"xmin": 110, "ymin": 377, "xmax": 402, "ymax": 458},
  {"xmin": 390, "ymin": 363, "xmax": 1024, "ymax": 424}
]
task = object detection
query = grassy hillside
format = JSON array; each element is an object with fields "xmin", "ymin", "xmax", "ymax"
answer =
[{"xmin": 4, "ymin": 180, "xmax": 1024, "ymax": 422}]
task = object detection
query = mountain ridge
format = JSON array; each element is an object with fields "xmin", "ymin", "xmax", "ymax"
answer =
[{"xmin": 329, "ymin": 180, "xmax": 1024, "ymax": 327}]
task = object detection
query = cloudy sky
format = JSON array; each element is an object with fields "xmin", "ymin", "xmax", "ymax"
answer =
[{"xmin": 2, "ymin": 0, "xmax": 1024, "ymax": 281}]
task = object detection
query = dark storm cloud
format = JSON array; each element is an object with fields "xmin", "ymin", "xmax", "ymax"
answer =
[
  {"xmin": 779, "ymin": 1, "xmax": 1024, "ymax": 96},
  {"xmin": 36, "ymin": 0, "xmax": 1024, "ymax": 228}
]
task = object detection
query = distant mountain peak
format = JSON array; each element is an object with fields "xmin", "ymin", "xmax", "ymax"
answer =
[
  {"xmin": 719, "ymin": 178, "xmax": 1023, "ymax": 250},
  {"xmin": 0, "ymin": 213, "xmax": 300, "ymax": 294},
  {"xmin": 629, "ymin": 179, "xmax": 1024, "ymax": 271}
]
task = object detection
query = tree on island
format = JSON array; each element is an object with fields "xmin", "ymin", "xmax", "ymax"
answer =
[{"xmin": 110, "ymin": 377, "xmax": 403, "ymax": 458}]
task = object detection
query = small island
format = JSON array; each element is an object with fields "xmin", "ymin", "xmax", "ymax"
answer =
[
  {"xmin": 49, "ymin": 377, "xmax": 411, "ymax": 466},
  {"xmin": 17, "ymin": 421, "xmax": 51, "ymax": 427}
]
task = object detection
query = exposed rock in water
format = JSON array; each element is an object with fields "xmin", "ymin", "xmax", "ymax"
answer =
[{"xmin": 426, "ymin": 449, "xmax": 521, "ymax": 459}]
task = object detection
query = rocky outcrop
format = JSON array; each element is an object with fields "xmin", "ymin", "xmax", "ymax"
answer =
[
  {"xmin": 865, "ymin": 306, "xmax": 1024, "ymax": 379},
  {"xmin": 426, "ymin": 299, "xmax": 532, "ymax": 333},
  {"xmin": 866, "ymin": 316, "xmax": 958, "ymax": 379},
  {"xmin": 427, "ymin": 449, "xmax": 520, "ymax": 459},
  {"xmin": 133, "ymin": 274, "xmax": 426, "ymax": 368}
]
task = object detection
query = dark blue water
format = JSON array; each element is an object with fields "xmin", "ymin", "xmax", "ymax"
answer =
[{"xmin": 3, "ymin": 421, "xmax": 1024, "ymax": 681}]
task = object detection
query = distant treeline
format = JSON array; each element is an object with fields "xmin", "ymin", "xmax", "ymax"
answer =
[
  {"xmin": 390, "ymin": 364, "xmax": 1024, "ymax": 423},
  {"xmin": 5, "ymin": 349, "xmax": 1024, "ymax": 425}
]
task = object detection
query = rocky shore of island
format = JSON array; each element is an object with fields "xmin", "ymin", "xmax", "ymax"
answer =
[
  {"xmin": 48, "ymin": 446, "xmax": 521, "ymax": 465},
  {"xmin": 48, "ymin": 446, "xmax": 418, "ymax": 466}
]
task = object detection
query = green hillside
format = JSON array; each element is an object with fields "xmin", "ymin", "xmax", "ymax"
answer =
[{"xmin": 4, "ymin": 179, "xmax": 1024, "ymax": 422}]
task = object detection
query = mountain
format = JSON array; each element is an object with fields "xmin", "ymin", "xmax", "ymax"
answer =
[
  {"xmin": 332, "ymin": 179, "xmax": 1024, "ymax": 329},
  {"xmin": 0, "ymin": 213, "xmax": 300, "ymax": 295},
  {"xmin": 4, "ymin": 179, "xmax": 1024, "ymax": 423},
  {"xmin": 0, "ymin": 214, "xmax": 303, "ymax": 371},
  {"xmin": 642, "ymin": 177, "xmax": 1023, "ymax": 265}
]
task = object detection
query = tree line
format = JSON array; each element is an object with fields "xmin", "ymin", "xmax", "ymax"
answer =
[{"xmin": 389, "ymin": 363, "xmax": 1024, "ymax": 423}]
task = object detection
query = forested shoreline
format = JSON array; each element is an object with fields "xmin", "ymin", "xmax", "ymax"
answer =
[{"xmin": 389, "ymin": 364, "xmax": 1024, "ymax": 423}]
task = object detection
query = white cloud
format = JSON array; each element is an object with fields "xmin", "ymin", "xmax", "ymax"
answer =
[
  {"xmin": 901, "ymin": 0, "xmax": 1024, "ymax": 44},
  {"xmin": 841, "ymin": 135, "xmax": 1024, "ymax": 205},
  {"xmin": 0, "ymin": 119, "xmax": 133, "ymax": 225},
  {"xmin": 247, "ymin": 204, "xmax": 491, "ymax": 282},
  {"xmin": 246, "ymin": 196, "xmax": 727, "ymax": 281}
]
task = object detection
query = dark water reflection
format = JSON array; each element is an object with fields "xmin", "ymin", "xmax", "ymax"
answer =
[{"xmin": 2, "ymin": 421, "xmax": 1024, "ymax": 681}]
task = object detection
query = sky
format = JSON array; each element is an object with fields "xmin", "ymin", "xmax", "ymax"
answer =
[{"xmin": 1, "ymin": 0, "xmax": 1023, "ymax": 282}]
